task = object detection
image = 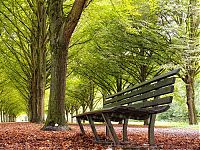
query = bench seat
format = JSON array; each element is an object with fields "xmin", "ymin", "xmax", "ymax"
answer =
[{"xmin": 74, "ymin": 104, "xmax": 170, "ymax": 122}]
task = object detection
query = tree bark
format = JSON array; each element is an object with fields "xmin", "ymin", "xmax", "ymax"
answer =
[
  {"xmin": 36, "ymin": 0, "xmax": 47, "ymax": 123},
  {"xmin": 29, "ymin": 0, "xmax": 47, "ymax": 123},
  {"xmin": 140, "ymin": 65, "xmax": 149, "ymax": 125},
  {"xmin": 89, "ymin": 80, "xmax": 95, "ymax": 111},
  {"xmin": 184, "ymin": 73, "xmax": 197, "ymax": 124},
  {"xmin": 42, "ymin": 0, "xmax": 88, "ymax": 130}
]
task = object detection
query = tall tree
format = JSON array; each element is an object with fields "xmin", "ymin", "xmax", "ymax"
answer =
[
  {"xmin": 182, "ymin": 0, "xmax": 199, "ymax": 124},
  {"xmin": 159, "ymin": 0, "xmax": 200, "ymax": 124},
  {"xmin": 29, "ymin": 0, "xmax": 48, "ymax": 123},
  {"xmin": 0, "ymin": 0, "xmax": 49, "ymax": 123},
  {"xmin": 42, "ymin": 0, "xmax": 91, "ymax": 130}
]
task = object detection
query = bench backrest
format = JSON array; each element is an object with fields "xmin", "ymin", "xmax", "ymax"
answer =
[{"xmin": 103, "ymin": 69, "xmax": 180, "ymax": 109}]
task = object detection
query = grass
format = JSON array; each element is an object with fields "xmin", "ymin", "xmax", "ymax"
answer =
[
  {"xmin": 155, "ymin": 121, "xmax": 200, "ymax": 130},
  {"xmin": 128, "ymin": 120, "xmax": 200, "ymax": 130}
]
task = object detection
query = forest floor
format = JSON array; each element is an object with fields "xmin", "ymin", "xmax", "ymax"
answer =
[{"xmin": 0, "ymin": 122, "xmax": 199, "ymax": 150}]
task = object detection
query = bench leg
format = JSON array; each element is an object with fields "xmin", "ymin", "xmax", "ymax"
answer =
[
  {"xmin": 102, "ymin": 113, "xmax": 120, "ymax": 145},
  {"xmin": 106, "ymin": 126, "xmax": 109, "ymax": 137},
  {"xmin": 76, "ymin": 117, "xmax": 85, "ymax": 134},
  {"xmin": 148, "ymin": 114, "xmax": 156, "ymax": 145},
  {"xmin": 123, "ymin": 118, "xmax": 128, "ymax": 142},
  {"xmin": 86, "ymin": 115, "xmax": 100, "ymax": 142}
]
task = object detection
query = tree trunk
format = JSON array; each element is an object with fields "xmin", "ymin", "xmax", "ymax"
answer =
[
  {"xmin": 42, "ymin": 0, "xmax": 88, "ymax": 131},
  {"xmin": 36, "ymin": 0, "xmax": 47, "ymax": 123},
  {"xmin": 29, "ymin": 72, "xmax": 37, "ymax": 122},
  {"xmin": 116, "ymin": 76, "xmax": 123, "ymax": 124},
  {"xmin": 29, "ymin": 0, "xmax": 47, "ymax": 123},
  {"xmin": 66, "ymin": 109, "xmax": 69, "ymax": 123},
  {"xmin": 140, "ymin": 65, "xmax": 149, "ymax": 125},
  {"xmin": 70, "ymin": 112, "xmax": 73, "ymax": 123},
  {"xmin": 0, "ymin": 106, "xmax": 3, "ymax": 122},
  {"xmin": 89, "ymin": 80, "xmax": 94, "ymax": 111},
  {"xmin": 182, "ymin": 0, "xmax": 198, "ymax": 125},
  {"xmin": 185, "ymin": 74, "xmax": 197, "ymax": 124}
]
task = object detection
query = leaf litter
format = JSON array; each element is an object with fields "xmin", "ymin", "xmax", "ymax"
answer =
[{"xmin": 0, "ymin": 123, "xmax": 199, "ymax": 149}]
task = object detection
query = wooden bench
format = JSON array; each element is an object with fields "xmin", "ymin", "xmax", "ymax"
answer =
[{"xmin": 73, "ymin": 68, "xmax": 180, "ymax": 146}]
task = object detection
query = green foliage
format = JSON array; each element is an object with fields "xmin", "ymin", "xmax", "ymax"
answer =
[
  {"xmin": 0, "ymin": 0, "xmax": 32, "ymax": 101},
  {"xmin": 70, "ymin": 0, "xmax": 177, "ymax": 94},
  {"xmin": 66, "ymin": 75, "xmax": 101, "ymax": 114},
  {"xmin": 0, "ymin": 0, "xmax": 199, "ymax": 124},
  {"xmin": 0, "ymin": 78, "xmax": 26, "ymax": 118}
]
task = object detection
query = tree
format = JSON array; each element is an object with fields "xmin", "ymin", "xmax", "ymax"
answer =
[
  {"xmin": 0, "ymin": 71, "xmax": 26, "ymax": 122},
  {"xmin": 158, "ymin": 0, "xmax": 200, "ymax": 124},
  {"xmin": 0, "ymin": 0, "xmax": 49, "ymax": 123},
  {"xmin": 72, "ymin": 0, "xmax": 176, "ymax": 98},
  {"xmin": 42, "ymin": 0, "xmax": 91, "ymax": 130},
  {"xmin": 182, "ymin": 0, "xmax": 199, "ymax": 125}
]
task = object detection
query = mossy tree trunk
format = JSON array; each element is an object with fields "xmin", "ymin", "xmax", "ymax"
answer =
[{"xmin": 42, "ymin": 0, "xmax": 88, "ymax": 130}]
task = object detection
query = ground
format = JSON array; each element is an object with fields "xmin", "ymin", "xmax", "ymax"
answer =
[{"xmin": 0, "ymin": 123, "xmax": 199, "ymax": 149}]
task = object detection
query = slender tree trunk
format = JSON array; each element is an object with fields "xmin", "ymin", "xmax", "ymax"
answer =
[
  {"xmin": 116, "ymin": 76, "xmax": 123, "ymax": 124},
  {"xmin": 42, "ymin": 0, "xmax": 88, "ymax": 130},
  {"xmin": 182, "ymin": 0, "xmax": 198, "ymax": 125},
  {"xmin": 3, "ymin": 112, "xmax": 5, "ymax": 122},
  {"xmin": 66, "ymin": 110, "xmax": 69, "ymax": 123},
  {"xmin": 184, "ymin": 73, "xmax": 197, "ymax": 124},
  {"xmin": 89, "ymin": 80, "xmax": 94, "ymax": 111},
  {"xmin": 1, "ymin": 111, "xmax": 3, "ymax": 122},
  {"xmin": 116, "ymin": 76, "xmax": 122, "ymax": 92},
  {"xmin": 0, "ymin": 106, "xmax": 3, "ymax": 122},
  {"xmin": 70, "ymin": 112, "xmax": 74, "ymax": 123},
  {"xmin": 140, "ymin": 65, "xmax": 149, "ymax": 125},
  {"xmin": 75, "ymin": 109, "xmax": 78, "ymax": 115}
]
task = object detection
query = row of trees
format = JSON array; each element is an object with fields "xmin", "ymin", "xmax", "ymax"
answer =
[
  {"xmin": 0, "ymin": 0, "xmax": 49, "ymax": 123},
  {"xmin": 0, "ymin": 70, "xmax": 25, "ymax": 122},
  {"xmin": 0, "ymin": 0, "xmax": 89, "ymax": 129},
  {"xmin": 66, "ymin": 0, "xmax": 200, "ymax": 124},
  {"xmin": 0, "ymin": 0, "xmax": 199, "ymax": 128}
]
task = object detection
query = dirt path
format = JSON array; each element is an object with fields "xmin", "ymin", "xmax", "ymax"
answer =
[{"xmin": 0, "ymin": 123, "xmax": 199, "ymax": 149}]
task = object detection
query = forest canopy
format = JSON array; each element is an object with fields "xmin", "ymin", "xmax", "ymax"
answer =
[{"xmin": 0, "ymin": 0, "xmax": 199, "ymax": 126}]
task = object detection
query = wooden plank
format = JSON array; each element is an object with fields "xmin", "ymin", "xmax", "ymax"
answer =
[
  {"xmin": 106, "ymin": 68, "xmax": 180, "ymax": 99},
  {"xmin": 148, "ymin": 114, "xmax": 156, "ymax": 145},
  {"xmin": 76, "ymin": 117, "xmax": 85, "ymax": 134},
  {"xmin": 130, "ymin": 96, "xmax": 173, "ymax": 108},
  {"xmin": 104, "ymin": 85, "xmax": 174, "ymax": 108},
  {"xmin": 87, "ymin": 115, "xmax": 100, "ymax": 142},
  {"xmin": 146, "ymin": 105, "xmax": 170, "ymax": 114},
  {"xmin": 106, "ymin": 126, "xmax": 109, "ymax": 138},
  {"xmin": 123, "ymin": 118, "xmax": 128, "ymax": 142},
  {"xmin": 104, "ymin": 77, "xmax": 175, "ymax": 105},
  {"xmin": 102, "ymin": 113, "xmax": 120, "ymax": 145}
]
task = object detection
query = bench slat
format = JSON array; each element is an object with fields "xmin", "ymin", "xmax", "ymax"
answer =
[
  {"xmin": 130, "ymin": 96, "xmax": 173, "ymax": 108},
  {"xmin": 104, "ymin": 77, "xmax": 175, "ymax": 105},
  {"xmin": 106, "ymin": 68, "xmax": 180, "ymax": 99},
  {"xmin": 104, "ymin": 85, "xmax": 174, "ymax": 108}
]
